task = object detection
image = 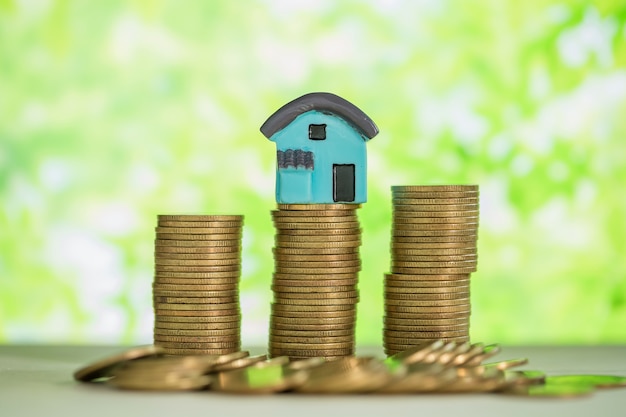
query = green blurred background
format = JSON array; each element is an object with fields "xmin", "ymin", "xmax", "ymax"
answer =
[{"xmin": 1, "ymin": 0, "xmax": 625, "ymax": 346}]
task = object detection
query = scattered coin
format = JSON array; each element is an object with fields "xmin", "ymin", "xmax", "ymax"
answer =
[{"xmin": 73, "ymin": 345, "xmax": 163, "ymax": 382}]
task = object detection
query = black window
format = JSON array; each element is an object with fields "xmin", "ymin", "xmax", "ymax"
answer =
[{"xmin": 309, "ymin": 124, "xmax": 326, "ymax": 140}]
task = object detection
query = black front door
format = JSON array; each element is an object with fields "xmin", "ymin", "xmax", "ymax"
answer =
[{"xmin": 333, "ymin": 164, "xmax": 355, "ymax": 202}]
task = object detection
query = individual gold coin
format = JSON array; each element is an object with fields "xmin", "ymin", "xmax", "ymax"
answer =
[
  {"xmin": 272, "ymin": 285, "xmax": 356, "ymax": 293},
  {"xmin": 155, "ymin": 314, "xmax": 240, "ymax": 323},
  {"xmin": 154, "ymin": 316, "xmax": 241, "ymax": 331},
  {"xmin": 153, "ymin": 296, "xmax": 238, "ymax": 305},
  {"xmin": 154, "ymin": 334, "xmax": 240, "ymax": 343},
  {"xmin": 270, "ymin": 316, "xmax": 355, "ymax": 325},
  {"xmin": 384, "ymin": 310, "xmax": 470, "ymax": 319},
  {"xmin": 383, "ymin": 317, "xmax": 469, "ymax": 327},
  {"xmin": 155, "ymin": 302, "xmax": 239, "ymax": 311},
  {"xmin": 391, "ymin": 190, "xmax": 479, "ymax": 198},
  {"xmin": 161, "ymin": 347, "xmax": 240, "ymax": 356},
  {"xmin": 155, "ymin": 227, "xmax": 241, "ymax": 235},
  {"xmin": 273, "ymin": 290, "xmax": 359, "ymax": 299},
  {"xmin": 273, "ymin": 273, "xmax": 358, "ymax": 281},
  {"xmin": 271, "ymin": 306, "xmax": 356, "ymax": 315},
  {"xmin": 384, "ymin": 292, "xmax": 470, "ymax": 301},
  {"xmin": 384, "ymin": 298, "xmax": 469, "ymax": 307},
  {"xmin": 277, "ymin": 227, "xmax": 361, "ymax": 235},
  {"xmin": 384, "ymin": 273, "xmax": 470, "ymax": 283},
  {"xmin": 270, "ymin": 322, "xmax": 355, "ymax": 332},
  {"xmin": 155, "ymin": 252, "xmax": 240, "ymax": 260},
  {"xmin": 277, "ymin": 204, "xmax": 360, "ymax": 210},
  {"xmin": 272, "ymin": 278, "xmax": 357, "ymax": 287},
  {"xmin": 108, "ymin": 374, "xmax": 212, "ymax": 391},
  {"xmin": 393, "ymin": 223, "xmax": 479, "ymax": 233},
  {"xmin": 274, "ymin": 223, "xmax": 361, "ymax": 232},
  {"xmin": 391, "ymin": 242, "xmax": 475, "ymax": 250},
  {"xmin": 273, "ymin": 297, "xmax": 358, "ymax": 306},
  {"xmin": 391, "ymin": 185, "xmax": 478, "ymax": 192},
  {"xmin": 384, "ymin": 340, "xmax": 469, "ymax": 352},
  {"xmin": 275, "ymin": 260, "xmax": 361, "ymax": 268},
  {"xmin": 269, "ymin": 348, "xmax": 353, "ymax": 357},
  {"xmin": 156, "ymin": 233, "xmax": 241, "ymax": 241},
  {"xmin": 157, "ymin": 214, "xmax": 243, "ymax": 222},
  {"xmin": 392, "ymin": 235, "xmax": 477, "ymax": 243},
  {"xmin": 393, "ymin": 203, "xmax": 478, "ymax": 211},
  {"xmin": 269, "ymin": 335, "xmax": 354, "ymax": 344},
  {"xmin": 391, "ymin": 253, "xmax": 477, "ymax": 262},
  {"xmin": 155, "ymin": 258, "xmax": 240, "ymax": 266},
  {"xmin": 155, "ymin": 239, "xmax": 241, "ymax": 248},
  {"xmin": 155, "ymin": 245, "xmax": 240, "ymax": 254},
  {"xmin": 392, "ymin": 215, "xmax": 479, "ymax": 224},
  {"xmin": 275, "ymin": 266, "xmax": 361, "ymax": 274},
  {"xmin": 272, "ymin": 210, "xmax": 357, "ymax": 217},
  {"xmin": 73, "ymin": 345, "xmax": 164, "ymax": 382},
  {"xmin": 275, "ymin": 240, "xmax": 361, "ymax": 249},
  {"xmin": 154, "ymin": 279, "xmax": 239, "ymax": 287},
  {"xmin": 273, "ymin": 247, "xmax": 359, "ymax": 255},
  {"xmin": 391, "ymin": 266, "xmax": 476, "ymax": 275},
  {"xmin": 153, "ymin": 290, "xmax": 238, "ymax": 298},
  {"xmin": 384, "ymin": 284, "xmax": 469, "ymax": 293},
  {"xmin": 275, "ymin": 233, "xmax": 361, "ymax": 242},
  {"xmin": 157, "ymin": 220, "xmax": 243, "ymax": 228},
  {"xmin": 392, "ymin": 209, "xmax": 479, "ymax": 218},
  {"xmin": 154, "ymin": 308, "xmax": 240, "ymax": 317},
  {"xmin": 153, "ymin": 327, "xmax": 239, "ymax": 337},
  {"xmin": 154, "ymin": 271, "xmax": 241, "ymax": 280},
  {"xmin": 385, "ymin": 304, "xmax": 470, "ymax": 314},
  {"xmin": 384, "ymin": 332, "xmax": 468, "ymax": 343},
  {"xmin": 272, "ymin": 216, "xmax": 358, "ymax": 223},
  {"xmin": 273, "ymin": 253, "xmax": 360, "ymax": 262},
  {"xmin": 210, "ymin": 354, "xmax": 269, "ymax": 372},
  {"xmin": 392, "ymin": 197, "xmax": 479, "ymax": 205},
  {"xmin": 383, "ymin": 325, "xmax": 468, "ymax": 334},
  {"xmin": 385, "ymin": 280, "xmax": 470, "ymax": 290},
  {"xmin": 392, "ymin": 229, "xmax": 477, "ymax": 237},
  {"xmin": 269, "ymin": 341, "xmax": 353, "ymax": 349},
  {"xmin": 155, "ymin": 263, "xmax": 240, "ymax": 271},
  {"xmin": 153, "ymin": 283, "xmax": 238, "ymax": 291},
  {"xmin": 155, "ymin": 341, "xmax": 240, "ymax": 349},
  {"xmin": 391, "ymin": 260, "xmax": 477, "ymax": 268}
]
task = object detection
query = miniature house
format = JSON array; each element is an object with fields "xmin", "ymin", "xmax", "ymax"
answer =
[{"xmin": 260, "ymin": 92, "xmax": 379, "ymax": 204}]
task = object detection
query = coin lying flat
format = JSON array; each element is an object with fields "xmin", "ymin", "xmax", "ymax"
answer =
[
  {"xmin": 277, "ymin": 204, "xmax": 360, "ymax": 210},
  {"xmin": 295, "ymin": 357, "xmax": 397, "ymax": 393},
  {"xmin": 391, "ymin": 185, "xmax": 479, "ymax": 193},
  {"xmin": 73, "ymin": 345, "xmax": 164, "ymax": 382},
  {"xmin": 155, "ymin": 321, "xmax": 240, "ymax": 330},
  {"xmin": 109, "ymin": 374, "xmax": 212, "ymax": 391}
]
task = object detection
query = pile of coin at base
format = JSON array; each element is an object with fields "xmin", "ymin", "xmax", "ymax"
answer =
[
  {"xmin": 74, "ymin": 341, "xmax": 626, "ymax": 397},
  {"xmin": 384, "ymin": 185, "xmax": 479, "ymax": 355},
  {"xmin": 153, "ymin": 215, "xmax": 244, "ymax": 356},
  {"xmin": 269, "ymin": 204, "xmax": 362, "ymax": 360}
]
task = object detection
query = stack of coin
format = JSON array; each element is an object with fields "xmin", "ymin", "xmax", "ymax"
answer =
[
  {"xmin": 269, "ymin": 204, "xmax": 361, "ymax": 360},
  {"xmin": 153, "ymin": 215, "xmax": 244, "ymax": 356},
  {"xmin": 384, "ymin": 185, "xmax": 479, "ymax": 355}
]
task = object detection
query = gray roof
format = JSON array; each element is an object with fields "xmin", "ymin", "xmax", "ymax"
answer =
[{"xmin": 260, "ymin": 92, "xmax": 379, "ymax": 140}]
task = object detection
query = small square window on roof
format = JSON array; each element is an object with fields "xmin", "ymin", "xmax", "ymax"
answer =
[{"xmin": 309, "ymin": 124, "xmax": 326, "ymax": 140}]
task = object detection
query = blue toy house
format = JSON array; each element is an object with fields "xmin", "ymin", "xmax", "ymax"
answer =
[{"xmin": 260, "ymin": 92, "xmax": 379, "ymax": 204}]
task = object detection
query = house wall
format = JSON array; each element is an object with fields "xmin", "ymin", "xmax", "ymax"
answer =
[{"xmin": 270, "ymin": 110, "xmax": 368, "ymax": 204}]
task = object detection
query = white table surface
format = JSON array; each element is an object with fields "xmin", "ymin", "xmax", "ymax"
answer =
[{"xmin": 1, "ymin": 345, "xmax": 625, "ymax": 417}]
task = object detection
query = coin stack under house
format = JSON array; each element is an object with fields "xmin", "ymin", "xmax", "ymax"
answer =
[
  {"xmin": 153, "ymin": 215, "xmax": 244, "ymax": 356},
  {"xmin": 269, "ymin": 204, "xmax": 362, "ymax": 360},
  {"xmin": 383, "ymin": 185, "xmax": 479, "ymax": 356}
]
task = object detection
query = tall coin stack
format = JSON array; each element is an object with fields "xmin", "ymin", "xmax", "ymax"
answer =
[
  {"xmin": 269, "ymin": 204, "xmax": 362, "ymax": 360},
  {"xmin": 153, "ymin": 215, "xmax": 244, "ymax": 356},
  {"xmin": 383, "ymin": 185, "xmax": 479, "ymax": 356}
]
